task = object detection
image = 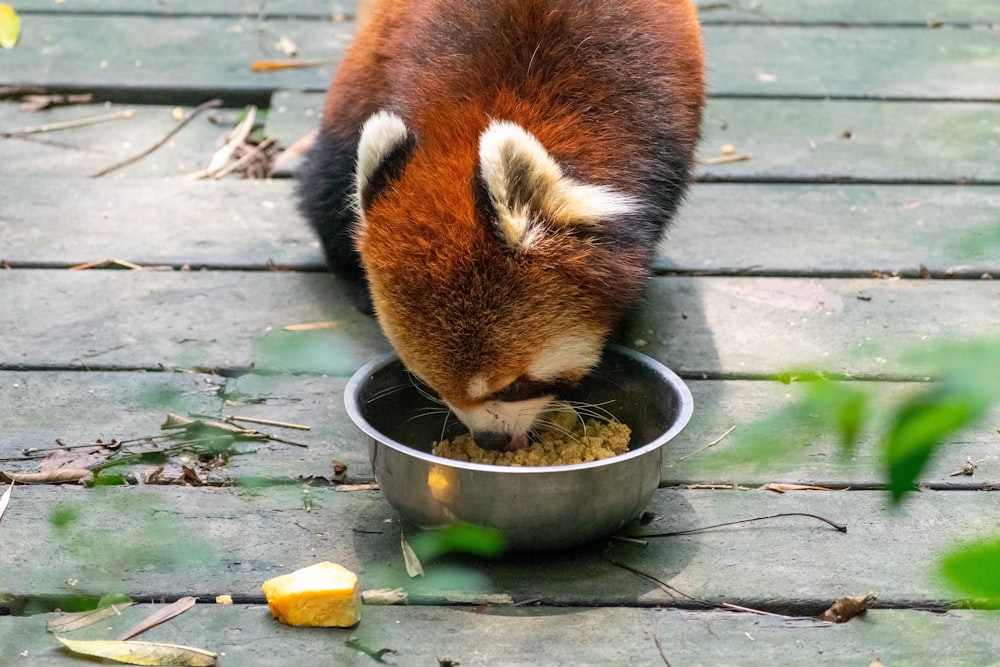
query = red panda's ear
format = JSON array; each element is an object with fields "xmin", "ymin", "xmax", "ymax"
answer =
[
  {"xmin": 355, "ymin": 110, "xmax": 416, "ymax": 213},
  {"xmin": 477, "ymin": 120, "xmax": 639, "ymax": 252}
]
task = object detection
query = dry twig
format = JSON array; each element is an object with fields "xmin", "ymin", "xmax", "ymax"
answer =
[{"xmin": 91, "ymin": 99, "xmax": 223, "ymax": 178}]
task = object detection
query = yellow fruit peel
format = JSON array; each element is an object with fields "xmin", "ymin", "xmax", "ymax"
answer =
[{"xmin": 261, "ymin": 561, "xmax": 362, "ymax": 627}]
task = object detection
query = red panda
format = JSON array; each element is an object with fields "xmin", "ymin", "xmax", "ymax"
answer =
[{"xmin": 299, "ymin": 0, "xmax": 704, "ymax": 450}]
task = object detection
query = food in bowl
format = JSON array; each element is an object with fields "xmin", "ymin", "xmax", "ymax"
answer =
[{"xmin": 433, "ymin": 407, "xmax": 631, "ymax": 466}]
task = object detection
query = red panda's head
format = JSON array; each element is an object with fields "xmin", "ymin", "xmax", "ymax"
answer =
[{"xmin": 353, "ymin": 111, "xmax": 650, "ymax": 450}]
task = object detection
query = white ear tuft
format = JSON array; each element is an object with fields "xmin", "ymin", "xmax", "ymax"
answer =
[
  {"xmin": 478, "ymin": 121, "xmax": 640, "ymax": 252},
  {"xmin": 356, "ymin": 110, "xmax": 410, "ymax": 205}
]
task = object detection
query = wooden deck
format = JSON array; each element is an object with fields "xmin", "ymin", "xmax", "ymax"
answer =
[{"xmin": 2, "ymin": 1, "xmax": 1000, "ymax": 664}]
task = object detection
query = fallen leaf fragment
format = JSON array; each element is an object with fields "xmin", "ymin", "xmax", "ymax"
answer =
[
  {"xmin": 0, "ymin": 479, "xmax": 12, "ymax": 523},
  {"xmin": 361, "ymin": 588, "xmax": 408, "ymax": 605},
  {"xmin": 699, "ymin": 153, "xmax": 750, "ymax": 166},
  {"xmin": 282, "ymin": 320, "xmax": 342, "ymax": 331},
  {"xmin": 335, "ymin": 483, "xmax": 380, "ymax": 492},
  {"xmin": 761, "ymin": 483, "xmax": 837, "ymax": 493},
  {"xmin": 0, "ymin": 469, "xmax": 92, "ymax": 485},
  {"xmin": 46, "ymin": 602, "xmax": 134, "ymax": 633},
  {"xmin": 401, "ymin": 533, "xmax": 425, "ymax": 578},
  {"xmin": 117, "ymin": 596, "xmax": 197, "ymax": 641},
  {"xmin": 262, "ymin": 561, "xmax": 362, "ymax": 627},
  {"xmin": 0, "ymin": 4, "xmax": 20, "ymax": 49},
  {"xmin": 55, "ymin": 636, "xmax": 217, "ymax": 666},
  {"xmin": 250, "ymin": 59, "xmax": 336, "ymax": 72},
  {"xmin": 275, "ymin": 35, "xmax": 298, "ymax": 56},
  {"xmin": 819, "ymin": 590, "xmax": 877, "ymax": 623}
]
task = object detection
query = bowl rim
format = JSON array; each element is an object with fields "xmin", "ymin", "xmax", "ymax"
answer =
[{"xmin": 344, "ymin": 345, "xmax": 694, "ymax": 474}]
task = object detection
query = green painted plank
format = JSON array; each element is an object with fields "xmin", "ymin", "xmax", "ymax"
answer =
[
  {"xmin": 269, "ymin": 93, "xmax": 1000, "ymax": 183},
  {"xmin": 0, "ymin": 102, "xmax": 254, "ymax": 178},
  {"xmin": 1, "ymin": 271, "xmax": 996, "ymax": 379},
  {"xmin": 0, "ymin": 371, "xmax": 367, "ymax": 484},
  {"xmin": 4, "ymin": 18, "xmax": 997, "ymax": 100},
  {"xmin": 696, "ymin": 0, "xmax": 1000, "ymax": 25},
  {"xmin": 0, "ymin": 178, "xmax": 324, "ymax": 268},
  {"xmin": 0, "ymin": 270, "xmax": 390, "ymax": 374},
  {"xmin": 15, "ymin": 0, "xmax": 360, "ymax": 18},
  {"xmin": 704, "ymin": 25, "xmax": 1000, "ymax": 100},
  {"xmin": 6, "ymin": 178, "xmax": 999, "ymax": 276},
  {"xmin": 4, "ymin": 605, "xmax": 1000, "ymax": 666},
  {"xmin": 663, "ymin": 184, "xmax": 1000, "ymax": 277},
  {"xmin": 698, "ymin": 98, "xmax": 1000, "ymax": 183},
  {"xmin": 630, "ymin": 276, "xmax": 1000, "ymax": 379},
  {"xmin": 4, "ymin": 371, "xmax": 998, "ymax": 488},
  {"xmin": 14, "ymin": 0, "xmax": 1000, "ymax": 25},
  {"xmin": 0, "ymin": 485, "xmax": 994, "ymax": 608},
  {"xmin": 2, "ymin": 15, "xmax": 350, "ymax": 97}
]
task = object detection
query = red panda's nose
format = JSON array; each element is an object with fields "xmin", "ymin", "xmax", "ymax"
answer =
[
  {"xmin": 474, "ymin": 431, "xmax": 512, "ymax": 451},
  {"xmin": 474, "ymin": 431, "xmax": 530, "ymax": 452}
]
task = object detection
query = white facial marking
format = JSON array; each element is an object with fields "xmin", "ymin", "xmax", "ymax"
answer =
[
  {"xmin": 448, "ymin": 396, "xmax": 554, "ymax": 438},
  {"xmin": 527, "ymin": 331, "xmax": 603, "ymax": 382},
  {"xmin": 467, "ymin": 374, "xmax": 490, "ymax": 400}
]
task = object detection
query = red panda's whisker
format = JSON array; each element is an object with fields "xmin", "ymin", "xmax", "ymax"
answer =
[{"xmin": 366, "ymin": 383, "xmax": 414, "ymax": 404}]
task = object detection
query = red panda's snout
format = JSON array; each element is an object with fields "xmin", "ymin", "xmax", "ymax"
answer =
[{"xmin": 352, "ymin": 111, "xmax": 652, "ymax": 447}]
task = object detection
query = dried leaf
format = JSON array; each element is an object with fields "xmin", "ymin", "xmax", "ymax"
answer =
[
  {"xmin": 282, "ymin": 321, "xmax": 342, "ymax": 331},
  {"xmin": 0, "ymin": 469, "xmax": 92, "ymax": 485},
  {"xmin": 117, "ymin": 596, "xmax": 197, "ymax": 641},
  {"xmin": 250, "ymin": 59, "xmax": 335, "ymax": 72},
  {"xmin": 0, "ymin": 4, "xmax": 20, "ymax": 49},
  {"xmin": 361, "ymin": 588, "xmax": 408, "ymax": 605},
  {"xmin": 40, "ymin": 445, "xmax": 114, "ymax": 472},
  {"xmin": 161, "ymin": 414, "xmax": 197, "ymax": 429},
  {"xmin": 275, "ymin": 35, "xmax": 298, "ymax": 56},
  {"xmin": 56, "ymin": 636, "xmax": 217, "ymax": 666},
  {"xmin": 335, "ymin": 483, "xmax": 380, "ymax": 492},
  {"xmin": 400, "ymin": 533, "xmax": 425, "ymax": 578},
  {"xmin": 0, "ymin": 480, "xmax": 13, "ymax": 523},
  {"xmin": 761, "ymin": 483, "xmax": 836, "ymax": 493},
  {"xmin": 46, "ymin": 602, "xmax": 134, "ymax": 633},
  {"xmin": 819, "ymin": 591, "xmax": 877, "ymax": 623}
]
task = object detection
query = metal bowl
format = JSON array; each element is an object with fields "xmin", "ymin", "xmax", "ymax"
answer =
[{"xmin": 344, "ymin": 345, "xmax": 693, "ymax": 551}]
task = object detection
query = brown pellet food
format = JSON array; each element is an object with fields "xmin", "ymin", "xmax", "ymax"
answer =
[{"xmin": 433, "ymin": 408, "xmax": 631, "ymax": 466}]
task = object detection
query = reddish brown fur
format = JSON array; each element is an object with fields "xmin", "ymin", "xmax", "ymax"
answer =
[{"xmin": 313, "ymin": 0, "xmax": 704, "ymax": 415}]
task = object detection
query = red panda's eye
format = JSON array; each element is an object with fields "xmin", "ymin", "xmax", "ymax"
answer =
[
  {"xmin": 490, "ymin": 376, "xmax": 576, "ymax": 402},
  {"xmin": 491, "ymin": 377, "xmax": 527, "ymax": 402}
]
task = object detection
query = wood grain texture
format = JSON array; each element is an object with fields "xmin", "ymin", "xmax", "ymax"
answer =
[
  {"xmin": 0, "ymin": 178, "xmax": 323, "ymax": 268},
  {"xmin": 698, "ymin": 99, "xmax": 1000, "ymax": 183},
  {"xmin": 4, "ymin": 372, "xmax": 997, "ymax": 487},
  {"xmin": 14, "ymin": 0, "xmax": 1000, "ymax": 25},
  {"xmin": 3, "ymin": 19, "xmax": 996, "ymax": 99},
  {"xmin": 0, "ymin": 484, "xmax": 994, "ymax": 608},
  {"xmin": 2, "ymin": 271, "xmax": 996, "ymax": 379},
  {"xmin": 0, "ymin": 102, "xmax": 243, "ymax": 177},
  {"xmin": 4, "ymin": 604, "xmax": 1000, "ymax": 666},
  {"xmin": 6, "ymin": 178, "xmax": 999, "ymax": 276},
  {"xmin": 268, "ymin": 93, "xmax": 1000, "ymax": 183}
]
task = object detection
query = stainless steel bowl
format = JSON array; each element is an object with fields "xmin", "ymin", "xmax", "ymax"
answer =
[{"xmin": 344, "ymin": 345, "xmax": 693, "ymax": 551}]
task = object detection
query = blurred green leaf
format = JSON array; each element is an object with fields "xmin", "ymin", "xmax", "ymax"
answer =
[
  {"xmin": 884, "ymin": 388, "xmax": 985, "ymax": 501},
  {"xmin": 50, "ymin": 505, "xmax": 80, "ymax": 530},
  {"xmin": 940, "ymin": 537, "xmax": 1000, "ymax": 605},
  {"xmin": 884, "ymin": 338, "xmax": 1000, "ymax": 502},
  {"xmin": 409, "ymin": 523, "xmax": 506, "ymax": 561},
  {"xmin": 712, "ymin": 375, "xmax": 872, "ymax": 471}
]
